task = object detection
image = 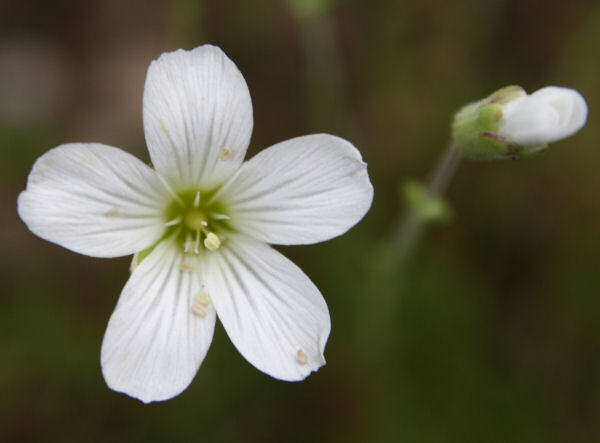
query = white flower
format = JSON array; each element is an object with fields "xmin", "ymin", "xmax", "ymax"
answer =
[
  {"xmin": 499, "ymin": 86, "xmax": 588, "ymax": 147},
  {"xmin": 452, "ymin": 85, "xmax": 588, "ymax": 160},
  {"xmin": 17, "ymin": 45, "xmax": 374, "ymax": 403}
]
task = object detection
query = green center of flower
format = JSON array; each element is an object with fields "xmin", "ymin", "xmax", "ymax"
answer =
[
  {"xmin": 183, "ymin": 208, "xmax": 208, "ymax": 231},
  {"xmin": 163, "ymin": 189, "xmax": 231, "ymax": 254}
]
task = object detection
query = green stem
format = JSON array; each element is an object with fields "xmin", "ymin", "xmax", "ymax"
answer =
[
  {"xmin": 361, "ymin": 143, "xmax": 462, "ymax": 354},
  {"xmin": 391, "ymin": 143, "xmax": 462, "ymax": 262}
]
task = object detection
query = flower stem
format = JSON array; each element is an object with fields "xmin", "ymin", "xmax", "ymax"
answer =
[{"xmin": 391, "ymin": 143, "xmax": 462, "ymax": 262}]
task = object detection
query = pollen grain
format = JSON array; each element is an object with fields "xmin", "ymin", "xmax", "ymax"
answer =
[
  {"xmin": 297, "ymin": 349, "xmax": 308, "ymax": 365},
  {"xmin": 219, "ymin": 147, "xmax": 232, "ymax": 161}
]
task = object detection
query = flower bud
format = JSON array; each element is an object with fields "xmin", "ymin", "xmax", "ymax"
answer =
[{"xmin": 452, "ymin": 85, "xmax": 588, "ymax": 160}]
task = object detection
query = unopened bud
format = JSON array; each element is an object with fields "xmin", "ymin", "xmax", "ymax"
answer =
[{"xmin": 452, "ymin": 85, "xmax": 588, "ymax": 160}]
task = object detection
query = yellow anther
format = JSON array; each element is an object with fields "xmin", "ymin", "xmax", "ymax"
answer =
[
  {"xmin": 192, "ymin": 291, "xmax": 211, "ymax": 317},
  {"xmin": 195, "ymin": 291, "xmax": 211, "ymax": 305},
  {"xmin": 179, "ymin": 262, "xmax": 196, "ymax": 272},
  {"xmin": 192, "ymin": 303, "xmax": 207, "ymax": 317},
  {"xmin": 220, "ymin": 147, "xmax": 232, "ymax": 161},
  {"xmin": 297, "ymin": 349, "xmax": 308, "ymax": 365},
  {"xmin": 204, "ymin": 232, "xmax": 221, "ymax": 251}
]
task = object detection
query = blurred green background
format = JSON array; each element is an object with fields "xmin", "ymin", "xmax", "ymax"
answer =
[{"xmin": 2, "ymin": 0, "xmax": 600, "ymax": 441}]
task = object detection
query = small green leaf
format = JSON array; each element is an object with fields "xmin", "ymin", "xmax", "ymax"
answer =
[{"xmin": 403, "ymin": 180, "xmax": 453, "ymax": 224}]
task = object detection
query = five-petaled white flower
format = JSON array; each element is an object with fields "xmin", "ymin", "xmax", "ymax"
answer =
[{"xmin": 17, "ymin": 45, "xmax": 373, "ymax": 403}]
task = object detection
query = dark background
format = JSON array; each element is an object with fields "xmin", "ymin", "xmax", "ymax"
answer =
[{"xmin": 1, "ymin": 0, "xmax": 599, "ymax": 441}]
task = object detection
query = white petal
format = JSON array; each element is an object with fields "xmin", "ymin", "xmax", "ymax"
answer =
[
  {"xmin": 18, "ymin": 143, "xmax": 170, "ymax": 258},
  {"xmin": 500, "ymin": 86, "xmax": 588, "ymax": 146},
  {"xmin": 143, "ymin": 45, "xmax": 253, "ymax": 189},
  {"xmin": 215, "ymin": 134, "xmax": 373, "ymax": 245},
  {"xmin": 101, "ymin": 240, "xmax": 216, "ymax": 403},
  {"xmin": 202, "ymin": 235, "xmax": 331, "ymax": 381}
]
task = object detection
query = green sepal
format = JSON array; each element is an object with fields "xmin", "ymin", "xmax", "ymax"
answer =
[{"xmin": 451, "ymin": 85, "xmax": 547, "ymax": 160}]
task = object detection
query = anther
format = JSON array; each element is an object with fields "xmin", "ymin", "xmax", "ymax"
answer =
[
  {"xmin": 192, "ymin": 303, "xmax": 207, "ymax": 317},
  {"xmin": 179, "ymin": 261, "xmax": 196, "ymax": 272},
  {"xmin": 297, "ymin": 349, "xmax": 308, "ymax": 365},
  {"xmin": 195, "ymin": 291, "xmax": 211, "ymax": 305},
  {"xmin": 220, "ymin": 147, "xmax": 232, "ymax": 161},
  {"xmin": 192, "ymin": 291, "xmax": 211, "ymax": 317},
  {"xmin": 204, "ymin": 232, "xmax": 221, "ymax": 251}
]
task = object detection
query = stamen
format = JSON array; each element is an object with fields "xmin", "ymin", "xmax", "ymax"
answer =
[
  {"xmin": 297, "ymin": 349, "xmax": 308, "ymax": 365},
  {"xmin": 193, "ymin": 191, "xmax": 201, "ymax": 207},
  {"xmin": 194, "ymin": 230, "xmax": 201, "ymax": 254},
  {"xmin": 164, "ymin": 216, "xmax": 182, "ymax": 227},
  {"xmin": 184, "ymin": 234, "xmax": 193, "ymax": 253},
  {"xmin": 211, "ymin": 213, "xmax": 231, "ymax": 220},
  {"xmin": 204, "ymin": 232, "xmax": 221, "ymax": 251},
  {"xmin": 192, "ymin": 291, "xmax": 211, "ymax": 317},
  {"xmin": 195, "ymin": 291, "xmax": 211, "ymax": 305},
  {"xmin": 192, "ymin": 303, "xmax": 207, "ymax": 317},
  {"xmin": 179, "ymin": 261, "xmax": 196, "ymax": 272},
  {"xmin": 220, "ymin": 147, "xmax": 232, "ymax": 161}
]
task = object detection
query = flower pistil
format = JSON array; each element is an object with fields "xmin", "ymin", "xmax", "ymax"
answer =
[{"xmin": 164, "ymin": 189, "xmax": 231, "ymax": 254}]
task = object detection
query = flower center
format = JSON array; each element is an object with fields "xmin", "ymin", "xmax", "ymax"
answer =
[
  {"xmin": 163, "ymin": 189, "xmax": 231, "ymax": 254},
  {"xmin": 183, "ymin": 208, "xmax": 208, "ymax": 231}
]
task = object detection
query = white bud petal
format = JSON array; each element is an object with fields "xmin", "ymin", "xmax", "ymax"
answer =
[{"xmin": 499, "ymin": 86, "xmax": 588, "ymax": 146}]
